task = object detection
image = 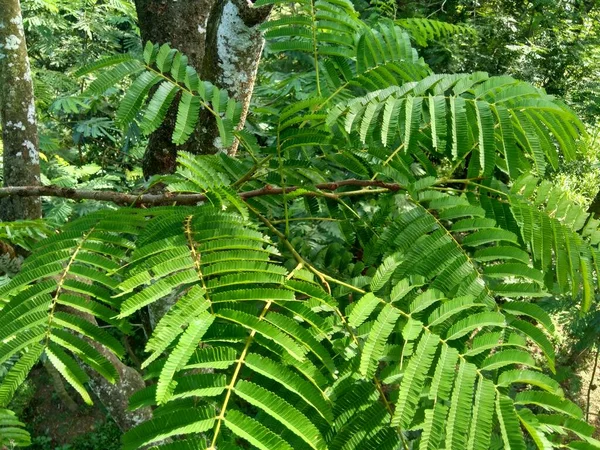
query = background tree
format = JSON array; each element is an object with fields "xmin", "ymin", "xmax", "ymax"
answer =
[{"xmin": 135, "ymin": 0, "xmax": 272, "ymax": 177}]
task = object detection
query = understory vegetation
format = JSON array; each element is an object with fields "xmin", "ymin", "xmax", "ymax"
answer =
[{"xmin": 1, "ymin": 0, "xmax": 600, "ymax": 449}]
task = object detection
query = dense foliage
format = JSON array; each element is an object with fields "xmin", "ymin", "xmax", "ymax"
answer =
[{"xmin": 1, "ymin": 0, "xmax": 600, "ymax": 449}]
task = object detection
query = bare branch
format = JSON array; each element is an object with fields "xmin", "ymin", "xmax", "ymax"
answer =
[{"xmin": 0, "ymin": 180, "xmax": 404, "ymax": 207}]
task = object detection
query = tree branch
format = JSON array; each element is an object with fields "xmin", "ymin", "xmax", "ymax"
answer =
[{"xmin": 0, "ymin": 180, "xmax": 403, "ymax": 207}]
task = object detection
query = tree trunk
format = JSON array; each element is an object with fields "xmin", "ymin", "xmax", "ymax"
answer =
[
  {"xmin": 84, "ymin": 337, "xmax": 153, "ymax": 430},
  {"xmin": 64, "ymin": 307, "xmax": 152, "ymax": 431},
  {"xmin": 0, "ymin": 0, "xmax": 41, "ymax": 221},
  {"xmin": 135, "ymin": 0, "xmax": 272, "ymax": 177},
  {"xmin": 199, "ymin": 0, "xmax": 272, "ymax": 156},
  {"xmin": 134, "ymin": 0, "xmax": 215, "ymax": 178},
  {"xmin": 589, "ymin": 190, "xmax": 600, "ymax": 217},
  {"xmin": 135, "ymin": 0, "xmax": 213, "ymax": 69}
]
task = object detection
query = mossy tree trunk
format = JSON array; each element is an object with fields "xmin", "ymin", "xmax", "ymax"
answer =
[
  {"xmin": 0, "ymin": 0, "xmax": 41, "ymax": 221},
  {"xmin": 134, "ymin": 0, "xmax": 272, "ymax": 177}
]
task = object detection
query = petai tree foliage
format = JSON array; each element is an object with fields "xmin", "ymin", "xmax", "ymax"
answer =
[{"xmin": 1, "ymin": 1, "xmax": 600, "ymax": 449}]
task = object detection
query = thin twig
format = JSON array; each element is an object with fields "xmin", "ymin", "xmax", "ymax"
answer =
[
  {"xmin": 231, "ymin": 155, "xmax": 272, "ymax": 188},
  {"xmin": 586, "ymin": 343, "xmax": 600, "ymax": 421}
]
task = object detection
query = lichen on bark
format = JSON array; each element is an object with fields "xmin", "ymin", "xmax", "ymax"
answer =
[
  {"xmin": 136, "ymin": 0, "xmax": 272, "ymax": 176},
  {"xmin": 200, "ymin": 0, "xmax": 272, "ymax": 156},
  {"xmin": 0, "ymin": 0, "xmax": 41, "ymax": 221}
]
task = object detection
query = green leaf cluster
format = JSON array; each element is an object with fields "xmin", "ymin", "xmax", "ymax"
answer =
[{"xmin": 2, "ymin": 1, "xmax": 600, "ymax": 449}]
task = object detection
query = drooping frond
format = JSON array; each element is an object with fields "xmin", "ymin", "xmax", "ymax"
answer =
[
  {"xmin": 328, "ymin": 73, "xmax": 585, "ymax": 177},
  {"xmin": 481, "ymin": 175, "xmax": 600, "ymax": 311},
  {"xmin": 76, "ymin": 42, "xmax": 240, "ymax": 146},
  {"xmin": 395, "ymin": 18, "xmax": 476, "ymax": 47},
  {"xmin": 0, "ymin": 209, "xmax": 152, "ymax": 406},
  {"xmin": 365, "ymin": 188, "xmax": 549, "ymax": 304},
  {"xmin": 117, "ymin": 207, "xmax": 336, "ymax": 449}
]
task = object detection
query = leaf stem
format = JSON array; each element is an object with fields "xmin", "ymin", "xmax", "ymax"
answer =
[
  {"xmin": 44, "ymin": 227, "xmax": 95, "ymax": 347},
  {"xmin": 209, "ymin": 299, "xmax": 274, "ymax": 449},
  {"xmin": 231, "ymin": 155, "xmax": 272, "ymax": 188}
]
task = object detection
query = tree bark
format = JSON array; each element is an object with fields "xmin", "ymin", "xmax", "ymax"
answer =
[
  {"xmin": 0, "ymin": 179, "xmax": 403, "ymax": 206},
  {"xmin": 134, "ymin": 0, "xmax": 272, "ymax": 177},
  {"xmin": 86, "ymin": 350, "xmax": 152, "ymax": 431},
  {"xmin": 135, "ymin": 0, "xmax": 214, "ymax": 69},
  {"xmin": 198, "ymin": 0, "xmax": 272, "ymax": 156},
  {"xmin": 134, "ymin": 0, "xmax": 215, "ymax": 178},
  {"xmin": 0, "ymin": 0, "xmax": 41, "ymax": 221}
]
